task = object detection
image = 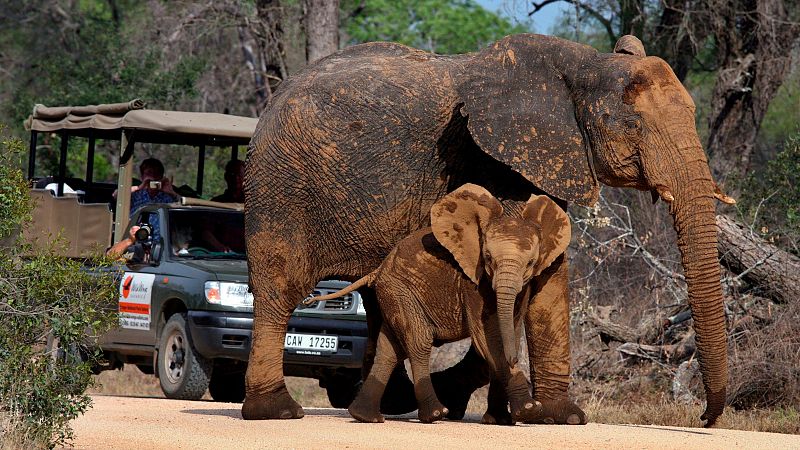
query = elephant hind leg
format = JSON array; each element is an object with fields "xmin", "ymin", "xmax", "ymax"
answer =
[
  {"xmin": 394, "ymin": 321, "xmax": 447, "ymax": 423},
  {"xmin": 241, "ymin": 231, "xmax": 314, "ymax": 420},
  {"xmin": 349, "ymin": 325, "xmax": 404, "ymax": 423},
  {"xmin": 361, "ymin": 287, "xmax": 418, "ymax": 416}
]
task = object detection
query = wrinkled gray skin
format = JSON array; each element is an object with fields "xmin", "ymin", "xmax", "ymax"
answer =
[{"xmin": 243, "ymin": 33, "xmax": 730, "ymax": 426}]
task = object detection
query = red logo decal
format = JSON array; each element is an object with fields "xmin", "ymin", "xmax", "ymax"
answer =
[{"xmin": 122, "ymin": 275, "xmax": 133, "ymax": 299}]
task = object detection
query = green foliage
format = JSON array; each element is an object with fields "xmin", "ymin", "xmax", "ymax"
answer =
[
  {"xmin": 0, "ymin": 127, "xmax": 118, "ymax": 448},
  {"xmin": 342, "ymin": 0, "xmax": 530, "ymax": 54},
  {"xmin": 737, "ymin": 133, "xmax": 800, "ymax": 255},
  {"xmin": 3, "ymin": 1, "xmax": 205, "ymax": 134},
  {"xmin": 0, "ymin": 131, "xmax": 30, "ymax": 241},
  {"xmin": 759, "ymin": 69, "xmax": 800, "ymax": 149}
]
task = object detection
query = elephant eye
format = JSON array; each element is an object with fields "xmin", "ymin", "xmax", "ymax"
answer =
[{"xmin": 623, "ymin": 118, "xmax": 643, "ymax": 137}]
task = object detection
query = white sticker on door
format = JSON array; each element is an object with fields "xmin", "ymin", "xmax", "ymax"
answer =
[{"xmin": 119, "ymin": 272, "xmax": 155, "ymax": 330}]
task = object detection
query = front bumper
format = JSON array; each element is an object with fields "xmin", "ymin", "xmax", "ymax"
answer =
[{"xmin": 187, "ymin": 310, "xmax": 368, "ymax": 370}]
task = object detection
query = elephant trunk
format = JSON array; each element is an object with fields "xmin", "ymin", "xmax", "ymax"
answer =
[
  {"xmin": 493, "ymin": 264, "xmax": 523, "ymax": 368},
  {"xmin": 663, "ymin": 145, "xmax": 728, "ymax": 425}
]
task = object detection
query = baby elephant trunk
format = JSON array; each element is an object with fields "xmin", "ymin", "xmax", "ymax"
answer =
[{"xmin": 494, "ymin": 272, "xmax": 523, "ymax": 368}]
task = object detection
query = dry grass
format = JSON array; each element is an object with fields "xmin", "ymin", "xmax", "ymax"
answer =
[
  {"xmin": 0, "ymin": 414, "xmax": 48, "ymax": 450},
  {"xmin": 89, "ymin": 365, "xmax": 164, "ymax": 397},
  {"xmin": 582, "ymin": 394, "xmax": 800, "ymax": 434}
]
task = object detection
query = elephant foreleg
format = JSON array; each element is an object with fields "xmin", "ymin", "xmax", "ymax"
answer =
[{"xmin": 525, "ymin": 255, "xmax": 587, "ymax": 425}]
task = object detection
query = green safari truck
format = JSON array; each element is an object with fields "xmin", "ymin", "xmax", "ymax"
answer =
[{"xmin": 23, "ymin": 101, "xmax": 367, "ymax": 405}]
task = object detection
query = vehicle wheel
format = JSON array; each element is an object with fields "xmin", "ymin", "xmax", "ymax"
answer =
[
  {"xmin": 209, "ymin": 370, "xmax": 246, "ymax": 403},
  {"xmin": 325, "ymin": 372, "xmax": 362, "ymax": 409},
  {"xmin": 157, "ymin": 313, "xmax": 211, "ymax": 400}
]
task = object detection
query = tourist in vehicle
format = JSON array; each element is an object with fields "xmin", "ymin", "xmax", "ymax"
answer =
[
  {"xmin": 131, "ymin": 158, "xmax": 178, "ymax": 213},
  {"xmin": 211, "ymin": 159, "xmax": 245, "ymax": 203}
]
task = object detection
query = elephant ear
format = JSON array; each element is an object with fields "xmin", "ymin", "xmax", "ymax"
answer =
[
  {"xmin": 522, "ymin": 194, "xmax": 571, "ymax": 277},
  {"xmin": 457, "ymin": 34, "xmax": 598, "ymax": 207},
  {"xmin": 431, "ymin": 183, "xmax": 502, "ymax": 284}
]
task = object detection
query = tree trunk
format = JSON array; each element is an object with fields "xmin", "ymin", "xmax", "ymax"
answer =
[
  {"xmin": 650, "ymin": 0, "xmax": 711, "ymax": 82},
  {"xmin": 237, "ymin": 0, "xmax": 288, "ymax": 115},
  {"xmin": 716, "ymin": 215, "xmax": 800, "ymax": 303},
  {"xmin": 304, "ymin": 0, "xmax": 339, "ymax": 64},
  {"xmin": 705, "ymin": 0, "xmax": 799, "ymax": 188}
]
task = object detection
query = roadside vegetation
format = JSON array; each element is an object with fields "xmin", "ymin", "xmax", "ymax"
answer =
[{"xmin": 0, "ymin": 130, "xmax": 118, "ymax": 449}]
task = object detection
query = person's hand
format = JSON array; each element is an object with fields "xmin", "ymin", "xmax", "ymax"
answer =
[
  {"xmin": 138, "ymin": 177, "xmax": 152, "ymax": 191},
  {"xmin": 160, "ymin": 176, "xmax": 178, "ymax": 197},
  {"xmin": 128, "ymin": 226, "xmax": 141, "ymax": 242}
]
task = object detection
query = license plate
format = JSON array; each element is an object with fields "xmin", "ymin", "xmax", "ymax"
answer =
[{"xmin": 284, "ymin": 333, "xmax": 338, "ymax": 353}]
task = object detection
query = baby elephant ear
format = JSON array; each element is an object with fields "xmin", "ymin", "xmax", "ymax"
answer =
[
  {"xmin": 431, "ymin": 184, "xmax": 502, "ymax": 284},
  {"xmin": 614, "ymin": 35, "xmax": 646, "ymax": 56},
  {"xmin": 523, "ymin": 194, "xmax": 571, "ymax": 277}
]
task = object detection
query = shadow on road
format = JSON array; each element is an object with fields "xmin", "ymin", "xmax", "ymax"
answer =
[{"xmin": 612, "ymin": 424, "xmax": 712, "ymax": 435}]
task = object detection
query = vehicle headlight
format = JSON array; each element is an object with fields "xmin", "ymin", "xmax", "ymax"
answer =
[
  {"xmin": 356, "ymin": 294, "xmax": 366, "ymax": 316},
  {"xmin": 204, "ymin": 281, "xmax": 253, "ymax": 307}
]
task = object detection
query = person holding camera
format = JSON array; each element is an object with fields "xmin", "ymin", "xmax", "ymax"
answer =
[
  {"xmin": 130, "ymin": 158, "xmax": 178, "ymax": 214},
  {"xmin": 106, "ymin": 225, "xmax": 142, "ymax": 259}
]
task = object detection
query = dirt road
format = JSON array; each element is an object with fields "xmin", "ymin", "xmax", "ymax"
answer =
[{"xmin": 72, "ymin": 395, "xmax": 799, "ymax": 449}]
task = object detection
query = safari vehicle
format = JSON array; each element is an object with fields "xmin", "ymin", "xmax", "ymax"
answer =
[{"xmin": 23, "ymin": 101, "xmax": 367, "ymax": 405}]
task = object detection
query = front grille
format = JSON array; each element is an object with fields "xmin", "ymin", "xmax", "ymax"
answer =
[
  {"xmin": 321, "ymin": 293, "xmax": 353, "ymax": 311},
  {"xmin": 297, "ymin": 287, "xmax": 358, "ymax": 314},
  {"xmin": 222, "ymin": 334, "xmax": 247, "ymax": 348}
]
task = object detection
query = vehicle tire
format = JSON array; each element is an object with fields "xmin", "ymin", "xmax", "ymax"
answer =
[
  {"xmin": 325, "ymin": 372, "xmax": 362, "ymax": 409},
  {"xmin": 209, "ymin": 370, "xmax": 246, "ymax": 403},
  {"xmin": 157, "ymin": 313, "xmax": 211, "ymax": 400}
]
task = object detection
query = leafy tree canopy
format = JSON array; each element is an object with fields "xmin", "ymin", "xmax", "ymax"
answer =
[
  {"xmin": 1, "ymin": 1, "xmax": 205, "ymax": 134},
  {"xmin": 342, "ymin": 0, "xmax": 531, "ymax": 54}
]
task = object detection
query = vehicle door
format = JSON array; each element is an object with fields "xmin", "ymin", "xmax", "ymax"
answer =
[{"xmin": 107, "ymin": 208, "xmax": 168, "ymax": 346}]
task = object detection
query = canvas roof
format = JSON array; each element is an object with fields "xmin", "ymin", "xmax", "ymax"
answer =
[{"xmin": 24, "ymin": 99, "xmax": 258, "ymax": 145}]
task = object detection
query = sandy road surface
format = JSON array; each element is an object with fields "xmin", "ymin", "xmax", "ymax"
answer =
[{"xmin": 72, "ymin": 395, "xmax": 800, "ymax": 449}]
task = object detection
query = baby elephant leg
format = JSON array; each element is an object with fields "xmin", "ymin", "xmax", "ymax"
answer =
[
  {"xmin": 349, "ymin": 325, "xmax": 403, "ymax": 423},
  {"xmin": 504, "ymin": 367, "xmax": 542, "ymax": 423},
  {"xmin": 481, "ymin": 379, "xmax": 513, "ymax": 425},
  {"xmin": 400, "ymin": 326, "xmax": 447, "ymax": 423}
]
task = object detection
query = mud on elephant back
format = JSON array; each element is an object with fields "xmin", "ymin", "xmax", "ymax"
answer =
[{"xmin": 241, "ymin": 33, "xmax": 734, "ymax": 427}]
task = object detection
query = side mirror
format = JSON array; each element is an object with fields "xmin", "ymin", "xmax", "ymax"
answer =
[{"xmin": 150, "ymin": 237, "xmax": 163, "ymax": 265}]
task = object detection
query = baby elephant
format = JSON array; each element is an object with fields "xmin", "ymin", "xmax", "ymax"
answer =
[{"xmin": 312, "ymin": 183, "xmax": 571, "ymax": 424}]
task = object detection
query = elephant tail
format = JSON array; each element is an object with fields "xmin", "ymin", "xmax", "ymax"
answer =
[{"xmin": 301, "ymin": 271, "xmax": 377, "ymax": 305}]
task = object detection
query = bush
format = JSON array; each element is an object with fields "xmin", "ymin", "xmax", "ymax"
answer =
[
  {"xmin": 0, "ymin": 130, "xmax": 118, "ymax": 448},
  {"xmin": 737, "ymin": 133, "xmax": 800, "ymax": 256}
]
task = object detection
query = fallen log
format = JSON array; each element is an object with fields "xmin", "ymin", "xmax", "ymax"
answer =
[{"xmin": 716, "ymin": 215, "xmax": 800, "ymax": 303}]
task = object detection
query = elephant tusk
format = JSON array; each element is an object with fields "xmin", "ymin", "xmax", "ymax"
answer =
[
  {"xmin": 656, "ymin": 186, "xmax": 675, "ymax": 203},
  {"xmin": 714, "ymin": 192, "xmax": 736, "ymax": 204},
  {"xmin": 713, "ymin": 185, "xmax": 736, "ymax": 204}
]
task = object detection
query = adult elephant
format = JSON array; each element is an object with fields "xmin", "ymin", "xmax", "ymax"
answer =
[{"xmin": 243, "ymin": 33, "xmax": 732, "ymax": 426}]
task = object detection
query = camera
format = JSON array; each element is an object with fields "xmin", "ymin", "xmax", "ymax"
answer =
[
  {"xmin": 135, "ymin": 224, "xmax": 153, "ymax": 242},
  {"xmin": 149, "ymin": 180, "xmax": 162, "ymax": 189}
]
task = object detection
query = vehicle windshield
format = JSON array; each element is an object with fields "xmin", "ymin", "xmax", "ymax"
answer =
[{"xmin": 168, "ymin": 209, "xmax": 246, "ymax": 259}]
